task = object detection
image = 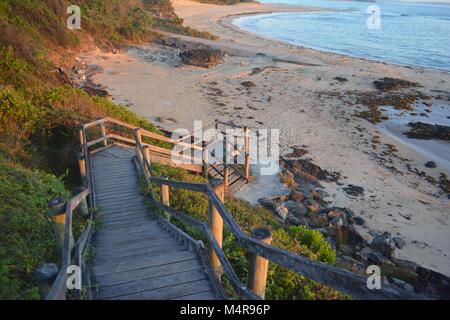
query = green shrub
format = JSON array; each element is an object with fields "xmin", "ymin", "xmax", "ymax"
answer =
[{"xmin": 0, "ymin": 157, "xmax": 69, "ymax": 299}]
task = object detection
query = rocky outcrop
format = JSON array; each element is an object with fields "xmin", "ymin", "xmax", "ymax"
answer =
[
  {"xmin": 370, "ymin": 232, "xmax": 396, "ymax": 259},
  {"xmin": 404, "ymin": 122, "xmax": 450, "ymax": 141},
  {"xmin": 373, "ymin": 77, "xmax": 420, "ymax": 92},
  {"xmin": 180, "ymin": 48, "xmax": 223, "ymax": 68}
]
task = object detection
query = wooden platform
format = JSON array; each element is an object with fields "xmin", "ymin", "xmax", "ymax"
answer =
[{"xmin": 89, "ymin": 145, "xmax": 222, "ymax": 300}]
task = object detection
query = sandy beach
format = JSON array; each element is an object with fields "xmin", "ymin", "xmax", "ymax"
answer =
[{"xmin": 87, "ymin": 0, "xmax": 450, "ymax": 276}]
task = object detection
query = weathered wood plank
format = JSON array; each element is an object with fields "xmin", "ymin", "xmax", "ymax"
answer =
[
  {"xmin": 92, "ymin": 250, "xmax": 197, "ymax": 276},
  {"xmin": 95, "ymin": 230, "xmax": 176, "ymax": 247},
  {"xmin": 94, "ymin": 239, "xmax": 181, "ymax": 261},
  {"xmin": 97, "ymin": 197, "xmax": 145, "ymax": 208},
  {"xmin": 173, "ymin": 291, "xmax": 217, "ymax": 300},
  {"xmin": 94, "ymin": 224, "xmax": 162, "ymax": 241},
  {"xmin": 95, "ymin": 258, "xmax": 202, "ymax": 287},
  {"xmin": 99, "ymin": 210, "xmax": 149, "ymax": 221},
  {"xmin": 98, "ymin": 269, "xmax": 209, "ymax": 299},
  {"xmin": 92, "ymin": 244, "xmax": 188, "ymax": 265},
  {"xmin": 105, "ymin": 279, "xmax": 214, "ymax": 300},
  {"xmin": 95, "ymin": 191, "xmax": 141, "ymax": 201},
  {"xmin": 93, "ymin": 242, "xmax": 188, "ymax": 265},
  {"xmin": 100, "ymin": 216, "xmax": 153, "ymax": 228},
  {"xmin": 98, "ymin": 203, "xmax": 147, "ymax": 213}
]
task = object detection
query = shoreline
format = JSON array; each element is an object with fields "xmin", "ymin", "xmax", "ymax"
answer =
[
  {"xmin": 88, "ymin": 0, "xmax": 450, "ymax": 277},
  {"xmin": 225, "ymin": 10, "xmax": 450, "ymax": 74}
]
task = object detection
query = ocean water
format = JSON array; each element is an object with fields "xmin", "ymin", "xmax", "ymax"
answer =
[{"xmin": 234, "ymin": 0, "xmax": 450, "ymax": 71}]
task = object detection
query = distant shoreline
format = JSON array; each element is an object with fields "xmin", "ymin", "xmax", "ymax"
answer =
[{"xmin": 227, "ymin": 9, "xmax": 450, "ymax": 73}]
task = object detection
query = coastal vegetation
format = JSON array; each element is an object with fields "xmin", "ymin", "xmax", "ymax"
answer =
[{"xmin": 0, "ymin": 0, "xmax": 337, "ymax": 300}]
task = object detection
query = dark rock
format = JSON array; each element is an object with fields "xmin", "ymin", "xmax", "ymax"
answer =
[
  {"xmin": 289, "ymin": 190, "xmax": 303, "ymax": 202},
  {"xmin": 180, "ymin": 48, "xmax": 223, "ymax": 68},
  {"xmin": 241, "ymin": 81, "xmax": 255, "ymax": 88},
  {"xmin": 393, "ymin": 236, "xmax": 406, "ymax": 249},
  {"xmin": 285, "ymin": 200, "xmax": 307, "ymax": 217},
  {"xmin": 315, "ymin": 189, "xmax": 331, "ymax": 199},
  {"xmin": 329, "ymin": 216, "xmax": 344, "ymax": 227},
  {"xmin": 296, "ymin": 187, "xmax": 313, "ymax": 199},
  {"xmin": 354, "ymin": 216, "xmax": 365, "ymax": 226},
  {"xmin": 285, "ymin": 147, "xmax": 309, "ymax": 158},
  {"xmin": 373, "ymin": 77, "xmax": 420, "ymax": 92},
  {"xmin": 334, "ymin": 76, "xmax": 348, "ymax": 83},
  {"xmin": 404, "ymin": 122, "xmax": 450, "ymax": 141},
  {"xmin": 337, "ymin": 255, "xmax": 366, "ymax": 274},
  {"xmin": 359, "ymin": 248, "xmax": 394, "ymax": 266},
  {"xmin": 326, "ymin": 236, "xmax": 337, "ymax": 250},
  {"xmin": 282, "ymin": 158, "xmax": 340, "ymax": 183},
  {"xmin": 274, "ymin": 202, "xmax": 289, "ymax": 221},
  {"xmin": 425, "ymin": 161, "xmax": 437, "ymax": 168},
  {"xmin": 257, "ymin": 197, "xmax": 277, "ymax": 209},
  {"xmin": 326, "ymin": 207, "xmax": 357, "ymax": 225},
  {"xmin": 82, "ymin": 82, "xmax": 111, "ymax": 99},
  {"xmin": 371, "ymin": 232, "xmax": 395, "ymax": 259},
  {"xmin": 390, "ymin": 278, "xmax": 414, "ymax": 292},
  {"xmin": 287, "ymin": 213, "xmax": 307, "ymax": 226},
  {"xmin": 415, "ymin": 267, "xmax": 450, "ymax": 299},
  {"xmin": 304, "ymin": 199, "xmax": 319, "ymax": 213},
  {"xmin": 327, "ymin": 209, "xmax": 343, "ymax": 219},
  {"xmin": 346, "ymin": 225, "xmax": 368, "ymax": 248},
  {"xmin": 343, "ymin": 184, "xmax": 365, "ymax": 197}
]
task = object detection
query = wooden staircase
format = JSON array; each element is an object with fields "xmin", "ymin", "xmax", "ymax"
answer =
[
  {"xmin": 90, "ymin": 146, "xmax": 223, "ymax": 300},
  {"xmin": 208, "ymin": 164, "xmax": 247, "ymax": 194},
  {"xmin": 44, "ymin": 116, "xmax": 423, "ymax": 301}
]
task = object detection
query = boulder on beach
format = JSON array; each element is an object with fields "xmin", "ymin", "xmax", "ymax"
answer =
[
  {"xmin": 274, "ymin": 202, "xmax": 289, "ymax": 221},
  {"xmin": 425, "ymin": 161, "xmax": 437, "ymax": 168},
  {"xmin": 370, "ymin": 232, "xmax": 396, "ymax": 259},
  {"xmin": 180, "ymin": 48, "xmax": 223, "ymax": 68},
  {"xmin": 404, "ymin": 122, "xmax": 450, "ymax": 141},
  {"xmin": 373, "ymin": 77, "xmax": 420, "ymax": 92}
]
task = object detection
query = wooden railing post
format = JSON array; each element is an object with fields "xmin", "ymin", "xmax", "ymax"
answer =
[
  {"xmin": 244, "ymin": 126, "xmax": 250, "ymax": 179},
  {"xmin": 143, "ymin": 145, "xmax": 150, "ymax": 175},
  {"xmin": 223, "ymin": 166, "xmax": 229, "ymax": 191},
  {"xmin": 208, "ymin": 179, "xmax": 224, "ymax": 278},
  {"xmin": 202, "ymin": 141, "xmax": 209, "ymax": 179},
  {"xmin": 161, "ymin": 177, "xmax": 170, "ymax": 221},
  {"xmin": 75, "ymin": 186, "xmax": 89, "ymax": 217},
  {"xmin": 48, "ymin": 198, "xmax": 73, "ymax": 256},
  {"xmin": 136, "ymin": 128, "xmax": 142, "ymax": 160},
  {"xmin": 79, "ymin": 128, "xmax": 85, "ymax": 153},
  {"xmin": 247, "ymin": 228, "xmax": 272, "ymax": 299},
  {"xmin": 100, "ymin": 121, "xmax": 107, "ymax": 147},
  {"xmin": 78, "ymin": 153, "xmax": 86, "ymax": 185}
]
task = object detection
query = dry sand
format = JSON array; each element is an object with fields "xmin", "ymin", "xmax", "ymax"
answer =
[{"xmin": 88, "ymin": 0, "xmax": 450, "ymax": 276}]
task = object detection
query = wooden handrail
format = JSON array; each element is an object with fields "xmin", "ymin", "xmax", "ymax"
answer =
[
  {"xmin": 132, "ymin": 128, "xmax": 424, "ymax": 300},
  {"xmin": 46, "ymin": 188, "xmax": 90, "ymax": 300}
]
